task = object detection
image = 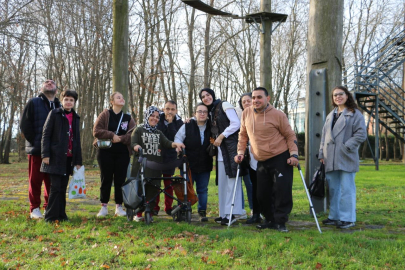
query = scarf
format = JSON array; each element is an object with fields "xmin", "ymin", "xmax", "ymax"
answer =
[{"xmin": 143, "ymin": 106, "xmax": 161, "ymax": 132}]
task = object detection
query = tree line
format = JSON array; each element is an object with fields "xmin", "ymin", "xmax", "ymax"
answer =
[{"xmin": 0, "ymin": 0, "xmax": 403, "ymax": 164}]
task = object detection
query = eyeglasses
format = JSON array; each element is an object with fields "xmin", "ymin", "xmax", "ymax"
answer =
[
  {"xmin": 333, "ymin": 92, "xmax": 345, "ymax": 97},
  {"xmin": 196, "ymin": 110, "xmax": 208, "ymax": 114}
]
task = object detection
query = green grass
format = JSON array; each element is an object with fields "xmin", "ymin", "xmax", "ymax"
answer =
[{"xmin": 0, "ymin": 160, "xmax": 405, "ymax": 269}]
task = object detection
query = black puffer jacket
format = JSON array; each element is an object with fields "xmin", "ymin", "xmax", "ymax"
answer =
[
  {"xmin": 40, "ymin": 108, "xmax": 82, "ymax": 175},
  {"xmin": 20, "ymin": 93, "xmax": 61, "ymax": 155}
]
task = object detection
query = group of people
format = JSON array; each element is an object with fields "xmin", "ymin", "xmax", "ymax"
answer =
[{"xmin": 20, "ymin": 79, "xmax": 366, "ymax": 231}]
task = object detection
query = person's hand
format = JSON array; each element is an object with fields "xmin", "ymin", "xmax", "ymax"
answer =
[
  {"xmin": 173, "ymin": 142, "xmax": 185, "ymax": 152},
  {"xmin": 166, "ymin": 113, "xmax": 174, "ymax": 123},
  {"xmin": 75, "ymin": 165, "xmax": 82, "ymax": 170},
  {"xmin": 320, "ymin": 159, "xmax": 324, "ymax": 164},
  {"xmin": 112, "ymin": 134, "xmax": 121, "ymax": 143},
  {"xmin": 234, "ymin": 154, "xmax": 244, "ymax": 163},
  {"xmin": 43, "ymin": 157, "xmax": 50, "ymax": 165},
  {"xmin": 134, "ymin": 145, "xmax": 142, "ymax": 152},
  {"xmin": 214, "ymin": 134, "xmax": 224, "ymax": 147},
  {"xmin": 184, "ymin": 117, "xmax": 192, "ymax": 123},
  {"xmin": 287, "ymin": 157, "xmax": 299, "ymax": 167}
]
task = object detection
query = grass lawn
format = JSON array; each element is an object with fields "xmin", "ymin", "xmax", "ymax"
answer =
[{"xmin": 0, "ymin": 158, "xmax": 404, "ymax": 269}]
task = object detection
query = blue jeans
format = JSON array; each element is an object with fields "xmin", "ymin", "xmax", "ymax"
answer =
[
  {"xmin": 326, "ymin": 170, "xmax": 356, "ymax": 222},
  {"xmin": 241, "ymin": 173, "xmax": 253, "ymax": 210},
  {"xmin": 190, "ymin": 171, "xmax": 211, "ymax": 212}
]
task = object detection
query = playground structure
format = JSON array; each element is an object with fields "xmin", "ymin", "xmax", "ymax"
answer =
[{"xmin": 344, "ymin": 27, "xmax": 405, "ymax": 170}]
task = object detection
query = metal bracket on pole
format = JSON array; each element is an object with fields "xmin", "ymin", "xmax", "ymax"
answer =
[{"xmin": 245, "ymin": 12, "xmax": 287, "ymax": 35}]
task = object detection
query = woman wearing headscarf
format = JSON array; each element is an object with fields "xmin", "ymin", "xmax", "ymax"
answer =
[
  {"xmin": 319, "ymin": 86, "xmax": 367, "ymax": 229},
  {"xmin": 93, "ymin": 92, "xmax": 136, "ymax": 217},
  {"xmin": 130, "ymin": 106, "xmax": 185, "ymax": 222},
  {"xmin": 199, "ymin": 88, "xmax": 246, "ymax": 225}
]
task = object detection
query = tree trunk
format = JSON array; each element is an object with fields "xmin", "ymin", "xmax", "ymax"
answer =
[{"xmin": 112, "ymin": 0, "xmax": 129, "ymax": 112}]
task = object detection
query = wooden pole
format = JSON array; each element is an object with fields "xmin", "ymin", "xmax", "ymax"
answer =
[
  {"xmin": 260, "ymin": 0, "xmax": 272, "ymax": 98},
  {"xmin": 305, "ymin": 0, "xmax": 344, "ymax": 212}
]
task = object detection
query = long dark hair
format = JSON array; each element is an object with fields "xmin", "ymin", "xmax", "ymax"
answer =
[{"xmin": 331, "ymin": 86, "xmax": 358, "ymax": 113}]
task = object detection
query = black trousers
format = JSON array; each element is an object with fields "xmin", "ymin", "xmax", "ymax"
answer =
[
  {"xmin": 249, "ymin": 167, "xmax": 261, "ymax": 215},
  {"xmin": 45, "ymin": 157, "xmax": 72, "ymax": 222},
  {"xmin": 97, "ymin": 150, "xmax": 130, "ymax": 204},
  {"xmin": 256, "ymin": 150, "xmax": 293, "ymax": 224}
]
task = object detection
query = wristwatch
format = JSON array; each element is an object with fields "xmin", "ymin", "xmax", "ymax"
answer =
[{"xmin": 290, "ymin": 154, "xmax": 299, "ymax": 159}]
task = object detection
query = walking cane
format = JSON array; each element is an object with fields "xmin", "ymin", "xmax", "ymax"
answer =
[
  {"xmin": 228, "ymin": 164, "xmax": 241, "ymax": 228},
  {"xmin": 297, "ymin": 164, "xmax": 322, "ymax": 234}
]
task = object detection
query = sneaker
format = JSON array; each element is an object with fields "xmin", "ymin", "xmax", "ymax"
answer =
[
  {"xmin": 322, "ymin": 218, "xmax": 337, "ymax": 226},
  {"xmin": 276, "ymin": 223, "xmax": 289, "ymax": 232},
  {"xmin": 198, "ymin": 211, "xmax": 208, "ymax": 222},
  {"xmin": 134, "ymin": 215, "xmax": 144, "ymax": 222},
  {"xmin": 30, "ymin": 208, "xmax": 43, "ymax": 219},
  {"xmin": 337, "ymin": 221, "xmax": 355, "ymax": 229},
  {"xmin": 235, "ymin": 209, "xmax": 247, "ymax": 220},
  {"xmin": 221, "ymin": 215, "xmax": 237, "ymax": 226},
  {"xmin": 256, "ymin": 220, "xmax": 274, "ymax": 229},
  {"xmin": 43, "ymin": 209, "xmax": 47, "ymax": 217},
  {"xmin": 115, "ymin": 206, "xmax": 126, "ymax": 216},
  {"xmin": 214, "ymin": 217, "xmax": 223, "ymax": 224},
  {"xmin": 165, "ymin": 209, "xmax": 172, "ymax": 216},
  {"xmin": 152, "ymin": 210, "xmax": 159, "ymax": 216},
  {"xmin": 97, "ymin": 206, "xmax": 108, "ymax": 217},
  {"xmin": 246, "ymin": 214, "xmax": 262, "ymax": 224}
]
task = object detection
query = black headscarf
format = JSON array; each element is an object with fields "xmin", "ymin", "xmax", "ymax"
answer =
[
  {"xmin": 238, "ymin": 92, "xmax": 252, "ymax": 110},
  {"xmin": 199, "ymin": 88, "xmax": 220, "ymax": 112}
]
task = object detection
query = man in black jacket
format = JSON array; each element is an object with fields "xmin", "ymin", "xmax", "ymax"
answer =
[
  {"xmin": 154, "ymin": 100, "xmax": 184, "ymax": 216},
  {"xmin": 20, "ymin": 79, "xmax": 60, "ymax": 219}
]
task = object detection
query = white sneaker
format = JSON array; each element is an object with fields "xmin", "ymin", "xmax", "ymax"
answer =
[
  {"xmin": 30, "ymin": 208, "xmax": 43, "ymax": 219},
  {"xmin": 235, "ymin": 209, "xmax": 247, "ymax": 220},
  {"xmin": 115, "ymin": 206, "xmax": 126, "ymax": 216},
  {"xmin": 43, "ymin": 210, "xmax": 47, "ymax": 217},
  {"xmin": 97, "ymin": 206, "xmax": 108, "ymax": 217},
  {"xmin": 134, "ymin": 215, "xmax": 144, "ymax": 222}
]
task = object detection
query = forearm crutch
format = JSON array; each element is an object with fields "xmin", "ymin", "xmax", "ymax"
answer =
[
  {"xmin": 297, "ymin": 164, "xmax": 322, "ymax": 234},
  {"xmin": 228, "ymin": 164, "xmax": 241, "ymax": 228}
]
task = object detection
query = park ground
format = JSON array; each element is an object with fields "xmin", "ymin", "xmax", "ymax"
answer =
[{"xmin": 0, "ymin": 157, "xmax": 405, "ymax": 269}]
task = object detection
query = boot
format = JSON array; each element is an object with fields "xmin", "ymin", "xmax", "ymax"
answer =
[
  {"xmin": 198, "ymin": 210, "xmax": 208, "ymax": 222},
  {"xmin": 246, "ymin": 213, "xmax": 262, "ymax": 224}
]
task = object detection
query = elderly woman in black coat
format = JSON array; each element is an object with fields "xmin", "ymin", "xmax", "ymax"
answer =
[{"xmin": 41, "ymin": 90, "xmax": 82, "ymax": 222}]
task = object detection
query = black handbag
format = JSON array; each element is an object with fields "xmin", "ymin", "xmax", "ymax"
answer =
[
  {"xmin": 309, "ymin": 162, "xmax": 325, "ymax": 198},
  {"xmin": 206, "ymin": 141, "xmax": 217, "ymax": 157}
]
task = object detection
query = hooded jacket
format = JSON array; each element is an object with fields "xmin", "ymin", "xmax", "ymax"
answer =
[
  {"xmin": 237, "ymin": 104, "xmax": 298, "ymax": 161},
  {"xmin": 20, "ymin": 93, "xmax": 61, "ymax": 155},
  {"xmin": 40, "ymin": 108, "xmax": 82, "ymax": 175}
]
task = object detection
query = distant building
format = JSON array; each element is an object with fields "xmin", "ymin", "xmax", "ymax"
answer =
[{"xmin": 289, "ymin": 97, "xmax": 305, "ymax": 133}]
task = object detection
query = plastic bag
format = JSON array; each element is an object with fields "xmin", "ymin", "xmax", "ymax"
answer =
[
  {"xmin": 68, "ymin": 166, "xmax": 86, "ymax": 199},
  {"xmin": 121, "ymin": 176, "xmax": 143, "ymax": 209},
  {"xmin": 309, "ymin": 162, "xmax": 325, "ymax": 198}
]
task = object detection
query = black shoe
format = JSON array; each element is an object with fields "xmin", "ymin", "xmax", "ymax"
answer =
[
  {"xmin": 214, "ymin": 217, "xmax": 223, "ymax": 224},
  {"xmin": 221, "ymin": 215, "xmax": 236, "ymax": 226},
  {"xmin": 198, "ymin": 211, "xmax": 208, "ymax": 222},
  {"xmin": 276, "ymin": 223, "xmax": 289, "ymax": 232},
  {"xmin": 152, "ymin": 210, "xmax": 159, "ymax": 216},
  {"xmin": 246, "ymin": 214, "xmax": 262, "ymax": 224},
  {"xmin": 256, "ymin": 220, "xmax": 275, "ymax": 229},
  {"xmin": 165, "ymin": 209, "xmax": 172, "ymax": 216},
  {"xmin": 322, "ymin": 218, "xmax": 337, "ymax": 226},
  {"xmin": 337, "ymin": 221, "xmax": 355, "ymax": 229}
]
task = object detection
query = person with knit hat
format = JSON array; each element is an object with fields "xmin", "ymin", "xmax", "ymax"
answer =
[{"xmin": 199, "ymin": 88, "xmax": 246, "ymax": 225}]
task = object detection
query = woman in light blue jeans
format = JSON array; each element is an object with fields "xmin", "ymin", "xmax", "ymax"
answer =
[{"xmin": 318, "ymin": 86, "xmax": 367, "ymax": 229}]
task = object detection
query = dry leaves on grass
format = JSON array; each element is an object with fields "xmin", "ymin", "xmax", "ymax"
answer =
[{"xmin": 315, "ymin": 262, "xmax": 322, "ymax": 269}]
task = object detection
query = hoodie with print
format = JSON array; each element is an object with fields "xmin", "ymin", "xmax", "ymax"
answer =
[{"xmin": 237, "ymin": 104, "xmax": 298, "ymax": 161}]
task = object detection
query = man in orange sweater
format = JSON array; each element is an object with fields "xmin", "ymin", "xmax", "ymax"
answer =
[{"xmin": 235, "ymin": 87, "xmax": 299, "ymax": 232}]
